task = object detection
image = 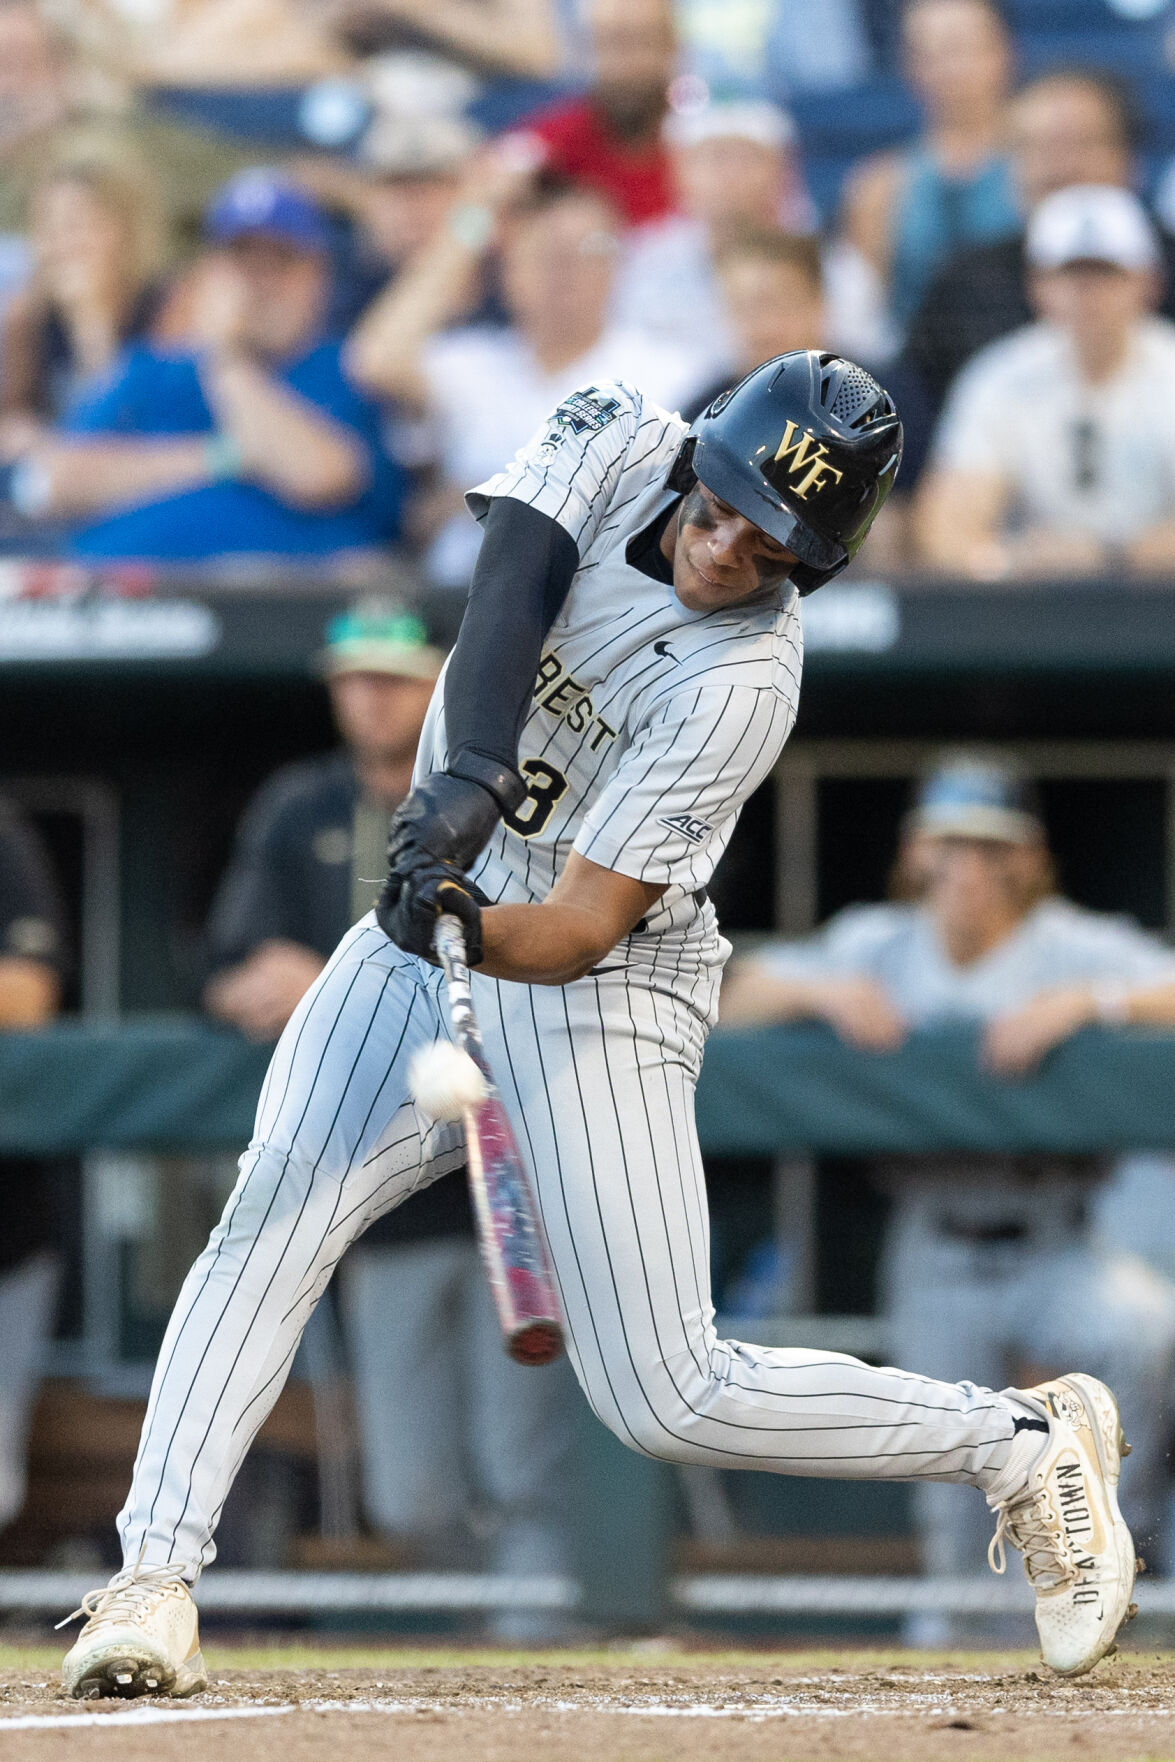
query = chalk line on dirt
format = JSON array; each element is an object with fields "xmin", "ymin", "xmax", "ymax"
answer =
[{"xmin": 0, "ymin": 1706, "xmax": 293, "ymax": 1731}]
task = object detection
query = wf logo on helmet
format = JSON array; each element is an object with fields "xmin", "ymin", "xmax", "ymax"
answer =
[{"xmin": 772, "ymin": 421, "xmax": 845, "ymax": 499}]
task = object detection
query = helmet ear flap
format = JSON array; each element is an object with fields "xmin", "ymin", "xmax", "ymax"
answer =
[
  {"xmin": 667, "ymin": 434, "xmax": 698, "ymax": 495},
  {"xmin": 791, "ymin": 553, "xmax": 849, "ymax": 596}
]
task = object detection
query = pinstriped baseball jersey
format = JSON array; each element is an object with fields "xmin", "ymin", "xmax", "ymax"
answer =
[
  {"xmin": 414, "ymin": 381, "xmax": 803, "ymax": 980},
  {"xmin": 108, "ymin": 377, "xmax": 1043, "ymax": 1597}
]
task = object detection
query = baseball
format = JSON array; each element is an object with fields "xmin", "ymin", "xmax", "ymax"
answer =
[{"xmin": 409, "ymin": 1039, "xmax": 488, "ymax": 1122}]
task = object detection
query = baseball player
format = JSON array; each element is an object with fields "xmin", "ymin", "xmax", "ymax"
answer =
[{"xmin": 62, "ymin": 351, "xmax": 1136, "ymax": 1694}]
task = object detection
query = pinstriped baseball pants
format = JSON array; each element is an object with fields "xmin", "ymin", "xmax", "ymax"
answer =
[{"xmin": 118, "ymin": 917, "xmax": 1021, "ymax": 1576}]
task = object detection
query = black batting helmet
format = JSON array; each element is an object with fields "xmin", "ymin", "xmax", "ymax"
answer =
[{"xmin": 668, "ymin": 350, "xmax": 903, "ymax": 595}]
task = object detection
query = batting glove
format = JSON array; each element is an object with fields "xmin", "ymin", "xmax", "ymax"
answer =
[{"xmin": 376, "ymin": 861, "xmax": 490, "ymax": 966}]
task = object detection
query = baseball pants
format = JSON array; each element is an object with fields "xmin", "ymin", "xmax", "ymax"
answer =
[
  {"xmin": 119, "ymin": 918, "xmax": 1028, "ymax": 1576},
  {"xmin": 339, "ymin": 1236, "xmax": 580, "ymax": 1633},
  {"xmin": 884, "ymin": 1194, "xmax": 1175, "ymax": 1575}
]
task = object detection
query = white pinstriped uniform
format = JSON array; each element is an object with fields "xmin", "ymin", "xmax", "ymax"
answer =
[{"xmin": 119, "ymin": 384, "xmax": 1028, "ymax": 1575}]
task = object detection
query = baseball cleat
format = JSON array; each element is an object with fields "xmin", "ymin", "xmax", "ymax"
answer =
[
  {"xmin": 59, "ymin": 1560, "xmax": 206, "ymax": 1700},
  {"xmin": 987, "ymin": 1373, "xmax": 1136, "ymax": 1676}
]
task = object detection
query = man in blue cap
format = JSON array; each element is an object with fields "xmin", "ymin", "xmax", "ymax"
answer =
[
  {"xmin": 9, "ymin": 169, "xmax": 404, "ymax": 561},
  {"xmin": 724, "ymin": 750, "xmax": 1175, "ymax": 1615}
]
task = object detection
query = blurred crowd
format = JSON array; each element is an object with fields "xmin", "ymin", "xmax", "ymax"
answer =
[{"xmin": 2, "ymin": 0, "xmax": 1175, "ymax": 581}]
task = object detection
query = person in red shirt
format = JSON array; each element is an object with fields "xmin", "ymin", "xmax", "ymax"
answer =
[{"xmin": 512, "ymin": 0, "xmax": 678, "ymax": 228}]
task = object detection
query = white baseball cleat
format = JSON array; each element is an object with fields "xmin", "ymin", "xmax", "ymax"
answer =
[
  {"xmin": 987, "ymin": 1373, "xmax": 1138, "ymax": 1676},
  {"xmin": 59, "ymin": 1560, "xmax": 207, "ymax": 1700}
]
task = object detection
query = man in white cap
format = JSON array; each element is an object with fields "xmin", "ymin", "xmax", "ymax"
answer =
[
  {"xmin": 916, "ymin": 183, "xmax": 1175, "ymax": 578},
  {"xmin": 723, "ymin": 751, "xmax": 1175, "ymax": 1605}
]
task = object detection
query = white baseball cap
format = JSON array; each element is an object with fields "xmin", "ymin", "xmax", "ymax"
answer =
[
  {"xmin": 1026, "ymin": 184, "xmax": 1160, "ymax": 273},
  {"xmin": 663, "ymin": 99, "xmax": 796, "ymax": 153}
]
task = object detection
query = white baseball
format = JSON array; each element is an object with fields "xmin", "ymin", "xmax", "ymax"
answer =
[{"xmin": 408, "ymin": 1040, "xmax": 488, "ymax": 1122}]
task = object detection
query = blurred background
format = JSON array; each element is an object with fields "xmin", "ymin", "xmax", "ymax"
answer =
[{"xmin": 5, "ymin": 0, "xmax": 1175, "ymax": 1649}]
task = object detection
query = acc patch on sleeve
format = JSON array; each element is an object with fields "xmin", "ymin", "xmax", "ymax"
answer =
[{"xmin": 658, "ymin": 812, "xmax": 713, "ymax": 845}]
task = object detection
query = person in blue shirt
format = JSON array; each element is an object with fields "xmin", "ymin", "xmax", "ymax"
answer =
[{"xmin": 10, "ymin": 169, "xmax": 405, "ymax": 561}]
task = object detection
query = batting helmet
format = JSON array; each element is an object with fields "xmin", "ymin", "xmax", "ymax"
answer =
[{"xmin": 668, "ymin": 350, "xmax": 903, "ymax": 595}]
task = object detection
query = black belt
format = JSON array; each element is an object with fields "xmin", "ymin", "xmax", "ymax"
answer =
[{"xmin": 937, "ymin": 1199, "xmax": 1088, "ymax": 1245}]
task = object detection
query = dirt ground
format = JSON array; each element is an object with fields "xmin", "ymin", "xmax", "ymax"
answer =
[{"xmin": 4, "ymin": 1643, "xmax": 1175, "ymax": 1762}]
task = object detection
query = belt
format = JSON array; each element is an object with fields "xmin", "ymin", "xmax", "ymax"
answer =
[{"xmin": 936, "ymin": 1199, "xmax": 1088, "ymax": 1245}]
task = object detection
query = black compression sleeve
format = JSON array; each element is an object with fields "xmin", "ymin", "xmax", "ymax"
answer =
[{"xmin": 444, "ymin": 496, "xmax": 579, "ymax": 781}]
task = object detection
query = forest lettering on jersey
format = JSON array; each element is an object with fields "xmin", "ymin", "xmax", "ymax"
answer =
[{"xmin": 533, "ymin": 651, "xmax": 617, "ymax": 754}]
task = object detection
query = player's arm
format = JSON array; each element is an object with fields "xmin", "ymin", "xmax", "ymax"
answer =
[
  {"xmin": 15, "ymin": 437, "xmax": 214, "ymax": 517},
  {"xmin": 983, "ymin": 976, "xmax": 1175, "ymax": 1076},
  {"xmin": 720, "ymin": 962, "xmax": 906, "ymax": 1050},
  {"xmin": 477, "ymin": 852, "xmax": 664, "ymax": 985},
  {"xmin": 912, "ymin": 464, "xmax": 1009, "ymax": 576}
]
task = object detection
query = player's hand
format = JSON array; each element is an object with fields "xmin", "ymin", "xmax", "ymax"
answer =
[
  {"xmin": 814, "ymin": 976, "xmax": 908, "ymax": 1052},
  {"xmin": 203, "ymin": 940, "xmax": 326, "ymax": 1042},
  {"xmin": 386, "ymin": 773, "xmax": 503, "ymax": 877},
  {"xmin": 376, "ymin": 861, "xmax": 490, "ymax": 965},
  {"xmin": 981, "ymin": 986, "xmax": 1097, "ymax": 1078}
]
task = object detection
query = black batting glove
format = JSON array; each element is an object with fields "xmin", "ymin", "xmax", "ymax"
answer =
[
  {"xmin": 386, "ymin": 772, "xmax": 503, "ymax": 876},
  {"xmin": 376, "ymin": 861, "xmax": 489, "ymax": 965}
]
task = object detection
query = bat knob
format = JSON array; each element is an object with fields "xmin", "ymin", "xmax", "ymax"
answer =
[{"xmin": 508, "ymin": 1320, "xmax": 565, "ymax": 1367}]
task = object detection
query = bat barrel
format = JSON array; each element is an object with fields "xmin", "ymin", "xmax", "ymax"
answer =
[{"xmin": 508, "ymin": 1319, "xmax": 565, "ymax": 1367}]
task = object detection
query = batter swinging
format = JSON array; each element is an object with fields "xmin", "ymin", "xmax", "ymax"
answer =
[{"xmin": 62, "ymin": 351, "xmax": 1136, "ymax": 1692}]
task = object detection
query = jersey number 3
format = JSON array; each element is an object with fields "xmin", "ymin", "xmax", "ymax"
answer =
[{"xmin": 502, "ymin": 759, "xmax": 568, "ymax": 838}]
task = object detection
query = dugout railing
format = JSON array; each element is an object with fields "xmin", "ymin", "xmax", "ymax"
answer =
[{"xmin": 1, "ymin": 1018, "xmax": 1174, "ymax": 1630}]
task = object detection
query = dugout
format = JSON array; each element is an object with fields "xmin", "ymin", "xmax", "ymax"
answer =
[{"xmin": 4, "ymin": 570, "xmax": 1175, "ymax": 1627}]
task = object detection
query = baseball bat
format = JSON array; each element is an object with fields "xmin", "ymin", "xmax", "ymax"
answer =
[{"xmin": 434, "ymin": 912, "xmax": 565, "ymax": 1367}]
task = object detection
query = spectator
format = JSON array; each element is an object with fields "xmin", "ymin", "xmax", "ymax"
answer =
[
  {"xmin": 122, "ymin": 0, "xmax": 353, "ymax": 88},
  {"xmin": 205, "ymin": 602, "xmax": 580, "ymax": 1638},
  {"xmin": 904, "ymin": 69, "xmax": 1175, "ymax": 417},
  {"xmin": 0, "ymin": 796, "xmax": 67, "ymax": 1536},
  {"xmin": 0, "ymin": 1, "xmax": 73, "ymax": 244},
  {"xmin": 298, "ymin": 111, "xmax": 485, "ymax": 333},
  {"xmin": 323, "ymin": 0, "xmax": 563, "ymax": 80},
  {"xmin": 511, "ymin": 0, "xmax": 678, "ymax": 227},
  {"xmin": 675, "ymin": 0, "xmax": 871, "ymax": 99},
  {"xmin": 684, "ymin": 228, "xmax": 827, "ymax": 415},
  {"xmin": 610, "ymin": 102, "xmax": 812, "ymax": 372},
  {"xmin": 915, "ymin": 185, "xmax": 1175, "ymax": 580},
  {"xmin": 0, "ymin": 1, "xmax": 256, "ymax": 259},
  {"xmin": 0, "ymin": 148, "xmax": 167, "ymax": 435},
  {"xmin": 840, "ymin": 0, "xmax": 1017, "ymax": 333},
  {"xmin": 721, "ymin": 751, "xmax": 1175, "ymax": 1585},
  {"xmin": 347, "ymin": 169, "xmax": 705, "ymax": 590},
  {"xmin": 8, "ymin": 169, "xmax": 405, "ymax": 562}
]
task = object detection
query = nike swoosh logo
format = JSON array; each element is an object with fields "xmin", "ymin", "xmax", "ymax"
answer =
[{"xmin": 653, "ymin": 640, "xmax": 676, "ymax": 660}]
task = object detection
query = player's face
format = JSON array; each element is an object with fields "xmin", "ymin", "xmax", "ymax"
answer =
[
  {"xmin": 1009, "ymin": 81, "xmax": 1130, "ymax": 211},
  {"xmin": 1031, "ymin": 262, "xmax": 1156, "ymax": 345},
  {"xmin": 224, "ymin": 236, "xmax": 327, "ymax": 356},
  {"xmin": 670, "ymin": 483, "xmax": 799, "ymax": 611},
  {"xmin": 717, "ymin": 257, "xmax": 826, "ymax": 372},
  {"xmin": 329, "ymin": 671, "xmax": 436, "ymax": 765},
  {"xmin": 916, "ymin": 834, "xmax": 1039, "ymax": 925}
]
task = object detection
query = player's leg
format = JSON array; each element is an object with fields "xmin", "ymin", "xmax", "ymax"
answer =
[
  {"xmin": 63, "ymin": 921, "xmax": 462, "ymax": 1697},
  {"xmin": 483, "ymin": 968, "xmax": 1135, "ymax": 1674},
  {"xmin": 461, "ymin": 1245, "xmax": 581, "ymax": 1641},
  {"xmin": 338, "ymin": 1237, "xmax": 473, "ymax": 1541},
  {"xmin": 116, "ymin": 923, "xmax": 461, "ymax": 1578},
  {"xmin": 881, "ymin": 1200, "xmax": 1016, "ymax": 1580},
  {"xmin": 1018, "ymin": 1235, "xmax": 1175, "ymax": 1561},
  {"xmin": 0, "ymin": 1249, "xmax": 59, "ymax": 1530},
  {"xmin": 486, "ymin": 969, "xmax": 1023, "ymax": 1484}
]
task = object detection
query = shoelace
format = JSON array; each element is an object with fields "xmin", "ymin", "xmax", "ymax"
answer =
[
  {"xmin": 56, "ymin": 1551, "xmax": 195, "ymax": 1631},
  {"xmin": 987, "ymin": 1493, "xmax": 1076, "ymax": 1592}
]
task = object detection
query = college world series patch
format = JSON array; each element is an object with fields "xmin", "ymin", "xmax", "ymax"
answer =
[{"xmin": 537, "ymin": 386, "xmax": 623, "ymax": 457}]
